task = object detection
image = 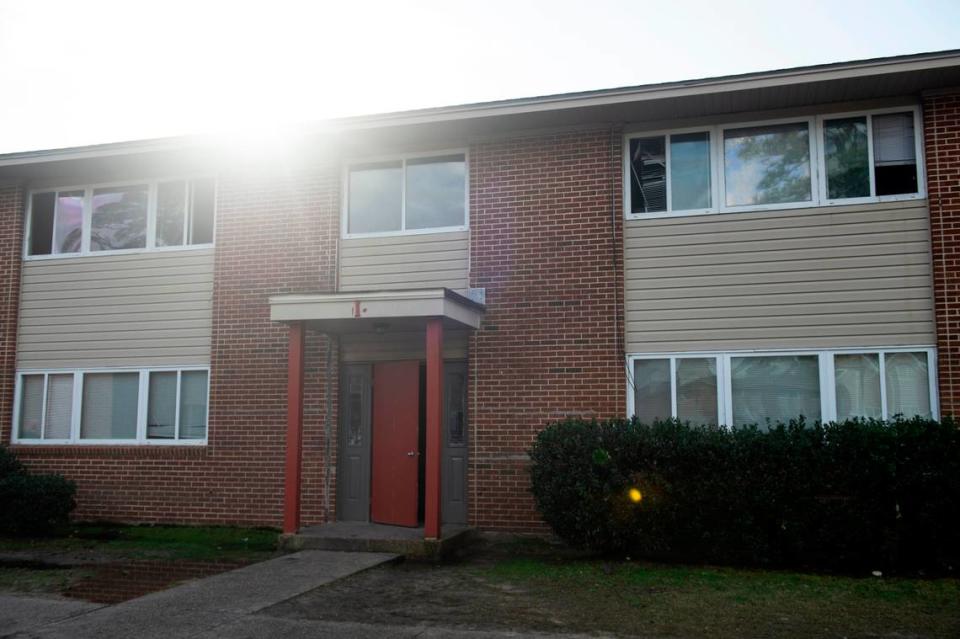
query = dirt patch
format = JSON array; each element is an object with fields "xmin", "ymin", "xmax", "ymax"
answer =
[
  {"xmin": 262, "ymin": 538, "xmax": 960, "ymax": 639},
  {"xmin": 0, "ymin": 556, "xmax": 252, "ymax": 604}
]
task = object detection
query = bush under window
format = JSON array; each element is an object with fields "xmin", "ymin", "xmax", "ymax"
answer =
[
  {"xmin": 0, "ymin": 446, "xmax": 76, "ymax": 536},
  {"xmin": 529, "ymin": 417, "xmax": 960, "ymax": 572}
]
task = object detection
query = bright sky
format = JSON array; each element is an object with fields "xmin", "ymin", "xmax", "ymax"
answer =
[{"xmin": 0, "ymin": 0, "xmax": 958, "ymax": 154}]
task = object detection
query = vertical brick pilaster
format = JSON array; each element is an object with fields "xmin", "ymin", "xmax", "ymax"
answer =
[
  {"xmin": 0, "ymin": 185, "xmax": 24, "ymax": 445},
  {"xmin": 468, "ymin": 128, "xmax": 626, "ymax": 532},
  {"xmin": 924, "ymin": 91, "xmax": 960, "ymax": 417}
]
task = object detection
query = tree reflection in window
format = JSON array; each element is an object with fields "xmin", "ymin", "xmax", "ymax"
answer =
[{"xmin": 90, "ymin": 185, "xmax": 148, "ymax": 251}]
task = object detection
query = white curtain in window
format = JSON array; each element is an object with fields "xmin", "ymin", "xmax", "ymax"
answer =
[
  {"xmin": 148, "ymin": 372, "xmax": 177, "ymax": 439},
  {"xmin": 44, "ymin": 374, "xmax": 73, "ymax": 439},
  {"xmin": 731, "ymin": 356, "xmax": 820, "ymax": 428},
  {"xmin": 676, "ymin": 358, "xmax": 717, "ymax": 426},
  {"xmin": 18, "ymin": 375, "xmax": 44, "ymax": 439},
  {"xmin": 834, "ymin": 354, "xmax": 882, "ymax": 420},
  {"xmin": 885, "ymin": 352, "xmax": 931, "ymax": 418},
  {"xmin": 179, "ymin": 370, "xmax": 208, "ymax": 440},
  {"xmin": 633, "ymin": 359, "xmax": 671, "ymax": 424},
  {"xmin": 872, "ymin": 113, "xmax": 916, "ymax": 165},
  {"xmin": 81, "ymin": 373, "xmax": 139, "ymax": 439}
]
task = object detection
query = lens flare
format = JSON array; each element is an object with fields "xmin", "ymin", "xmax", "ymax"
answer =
[{"xmin": 628, "ymin": 487, "xmax": 643, "ymax": 503}]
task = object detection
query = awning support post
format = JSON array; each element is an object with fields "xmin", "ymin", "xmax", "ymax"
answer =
[
  {"xmin": 283, "ymin": 321, "xmax": 305, "ymax": 534},
  {"xmin": 424, "ymin": 317, "xmax": 443, "ymax": 540}
]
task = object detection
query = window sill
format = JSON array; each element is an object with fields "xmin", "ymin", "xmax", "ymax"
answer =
[
  {"xmin": 624, "ymin": 193, "xmax": 926, "ymax": 221},
  {"xmin": 341, "ymin": 225, "xmax": 468, "ymax": 240},
  {"xmin": 23, "ymin": 243, "xmax": 215, "ymax": 262}
]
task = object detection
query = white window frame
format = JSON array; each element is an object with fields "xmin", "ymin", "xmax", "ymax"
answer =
[
  {"xmin": 341, "ymin": 149, "xmax": 469, "ymax": 239},
  {"xmin": 11, "ymin": 366, "xmax": 210, "ymax": 445},
  {"xmin": 627, "ymin": 346, "xmax": 939, "ymax": 426},
  {"xmin": 624, "ymin": 106, "xmax": 925, "ymax": 221},
  {"xmin": 623, "ymin": 126, "xmax": 717, "ymax": 217},
  {"xmin": 24, "ymin": 176, "xmax": 217, "ymax": 261}
]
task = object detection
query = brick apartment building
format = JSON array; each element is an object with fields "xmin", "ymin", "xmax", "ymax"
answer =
[{"xmin": 2, "ymin": 50, "xmax": 960, "ymax": 539}]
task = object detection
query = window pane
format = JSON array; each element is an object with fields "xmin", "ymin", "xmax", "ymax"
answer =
[
  {"xmin": 346, "ymin": 372, "xmax": 364, "ymax": 446},
  {"xmin": 835, "ymin": 353, "xmax": 881, "ymax": 420},
  {"xmin": 147, "ymin": 371, "xmax": 177, "ymax": 439},
  {"xmin": 81, "ymin": 372, "xmax": 139, "ymax": 439},
  {"xmin": 179, "ymin": 370, "xmax": 208, "ymax": 440},
  {"xmin": 44, "ymin": 374, "xmax": 73, "ymax": 439},
  {"xmin": 633, "ymin": 359, "xmax": 671, "ymax": 423},
  {"xmin": 156, "ymin": 181, "xmax": 186, "ymax": 247},
  {"xmin": 629, "ymin": 137, "xmax": 666, "ymax": 213},
  {"xmin": 405, "ymin": 155, "xmax": 466, "ymax": 230},
  {"xmin": 348, "ymin": 162, "xmax": 402, "ymax": 234},
  {"xmin": 885, "ymin": 352, "xmax": 931, "ymax": 418},
  {"xmin": 731, "ymin": 355, "xmax": 820, "ymax": 428},
  {"xmin": 189, "ymin": 178, "xmax": 216, "ymax": 244},
  {"xmin": 54, "ymin": 191, "xmax": 84, "ymax": 254},
  {"xmin": 91, "ymin": 185, "xmax": 148, "ymax": 251},
  {"xmin": 670, "ymin": 132, "xmax": 712, "ymax": 211},
  {"xmin": 873, "ymin": 112, "xmax": 918, "ymax": 196},
  {"xmin": 29, "ymin": 192, "xmax": 55, "ymax": 256},
  {"xmin": 18, "ymin": 375, "xmax": 44, "ymax": 439},
  {"xmin": 445, "ymin": 370, "xmax": 467, "ymax": 445},
  {"xmin": 676, "ymin": 358, "xmax": 717, "ymax": 426},
  {"xmin": 723, "ymin": 122, "xmax": 811, "ymax": 206},
  {"xmin": 824, "ymin": 117, "xmax": 870, "ymax": 199}
]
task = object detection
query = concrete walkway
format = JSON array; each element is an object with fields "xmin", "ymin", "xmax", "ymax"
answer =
[{"xmin": 4, "ymin": 550, "xmax": 399, "ymax": 639}]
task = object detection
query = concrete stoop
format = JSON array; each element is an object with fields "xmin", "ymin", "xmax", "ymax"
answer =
[{"xmin": 280, "ymin": 522, "xmax": 477, "ymax": 560}]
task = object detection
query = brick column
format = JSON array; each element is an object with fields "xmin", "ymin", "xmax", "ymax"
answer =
[
  {"xmin": 0, "ymin": 186, "xmax": 24, "ymax": 444},
  {"xmin": 924, "ymin": 90, "xmax": 960, "ymax": 417}
]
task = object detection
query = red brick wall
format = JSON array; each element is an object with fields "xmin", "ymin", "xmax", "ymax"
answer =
[
  {"xmin": 0, "ymin": 186, "xmax": 24, "ymax": 446},
  {"xmin": 10, "ymin": 166, "xmax": 341, "ymax": 527},
  {"xmin": 468, "ymin": 128, "xmax": 626, "ymax": 532},
  {"xmin": 925, "ymin": 90, "xmax": 960, "ymax": 417}
]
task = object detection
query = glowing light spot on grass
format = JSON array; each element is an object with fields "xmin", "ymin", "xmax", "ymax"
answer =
[{"xmin": 628, "ymin": 488, "xmax": 643, "ymax": 503}]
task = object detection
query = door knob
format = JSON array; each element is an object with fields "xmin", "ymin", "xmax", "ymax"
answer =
[{"xmin": 406, "ymin": 451, "xmax": 419, "ymax": 457}]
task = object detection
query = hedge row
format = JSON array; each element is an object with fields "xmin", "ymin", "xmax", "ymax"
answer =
[
  {"xmin": 0, "ymin": 446, "xmax": 76, "ymax": 536},
  {"xmin": 529, "ymin": 417, "xmax": 960, "ymax": 572}
]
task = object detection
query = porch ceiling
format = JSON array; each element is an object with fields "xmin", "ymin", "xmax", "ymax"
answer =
[{"xmin": 268, "ymin": 288, "xmax": 484, "ymax": 332}]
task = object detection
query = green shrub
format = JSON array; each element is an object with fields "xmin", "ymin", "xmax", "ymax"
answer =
[
  {"xmin": 0, "ymin": 445, "xmax": 24, "ymax": 480},
  {"xmin": 0, "ymin": 446, "xmax": 76, "ymax": 536},
  {"xmin": 529, "ymin": 417, "xmax": 960, "ymax": 572}
]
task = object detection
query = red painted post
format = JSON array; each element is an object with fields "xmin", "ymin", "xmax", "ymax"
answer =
[
  {"xmin": 283, "ymin": 321, "xmax": 305, "ymax": 534},
  {"xmin": 424, "ymin": 318, "xmax": 444, "ymax": 539}
]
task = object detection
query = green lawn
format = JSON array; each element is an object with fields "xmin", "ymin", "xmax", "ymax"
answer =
[
  {"xmin": 0, "ymin": 523, "xmax": 279, "ymax": 561},
  {"xmin": 480, "ymin": 557, "xmax": 960, "ymax": 638}
]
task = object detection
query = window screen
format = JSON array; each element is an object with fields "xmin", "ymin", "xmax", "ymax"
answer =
[
  {"xmin": 731, "ymin": 355, "xmax": 820, "ymax": 428},
  {"xmin": 80, "ymin": 372, "xmax": 139, "ymax": 439},
  {"xmin": 873, "ymin": 112, "xmax": 918, "ymax": 196}
]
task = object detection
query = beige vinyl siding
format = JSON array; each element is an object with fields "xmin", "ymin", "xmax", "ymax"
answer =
[
  {"xmin": 339, "ymin": 231, "xmax": 469, "ymax": 292},
  {"xmin": 624, "ymin": 201, "xmax": 935, "ymax": 352},
  {"xmin": 340, "ymin": 330, "xmax": 469, "ymax": 362},
  {"xmin": 18, "ymin": 249, "xmax": 214, "ymax": 369}
]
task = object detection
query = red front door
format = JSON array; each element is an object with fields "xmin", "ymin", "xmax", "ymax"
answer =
[{"xmin": 371, "ymin": 361, "xmax": 420, "ymax": 526}]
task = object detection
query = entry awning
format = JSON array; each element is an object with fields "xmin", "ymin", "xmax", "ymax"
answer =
[{"xmin": 269, "ymin": 288, "xmax": 485, "ymax": 332}]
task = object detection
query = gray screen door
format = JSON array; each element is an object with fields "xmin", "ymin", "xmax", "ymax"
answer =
[
  {"xmin": 337, "ymin": 364, "xmax": 371, "ymax": 521},
  {"xmin": 442, "ymin": 362, "xmax": 468, "ymax": 525}
]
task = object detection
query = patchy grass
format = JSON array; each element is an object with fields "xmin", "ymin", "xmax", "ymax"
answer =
[
  {"xmin": 0, "ymin": 523, "xmax": 279, "ymax": 561},
  {"xmin": 481, "ymin": 557, "xmax": 960, "ymax": 638},
  {"xmin": 0, "ymin": 564, "xmax": 93, "ymax": 595}
]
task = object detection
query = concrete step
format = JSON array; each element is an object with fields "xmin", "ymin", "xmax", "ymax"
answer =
[{"xmin": 280, "ymin": 522, "xmax": 477, "ymax": 560}]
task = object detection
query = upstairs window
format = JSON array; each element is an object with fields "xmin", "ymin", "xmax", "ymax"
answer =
[
  {"xmin": 628, "ymin": 132, "xmax": 712, "ymax": 214},
  {"xmin": 722, "ymin": 122, "xmax": 812, "ymax": 207},
  {"xmin": 27, "ymin": 177, "xmax": 216, "ymax": 258},
  {"xmin": 822, "ymin": 111, "xmax": 919, "ymax": 201},
  {"xmin": 346, "ymin": 153, "xmax": 467, "ymax": 236},
  {"xmin": 625, "ymin": 107, "xmax": 923, "ymax": 219}
]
